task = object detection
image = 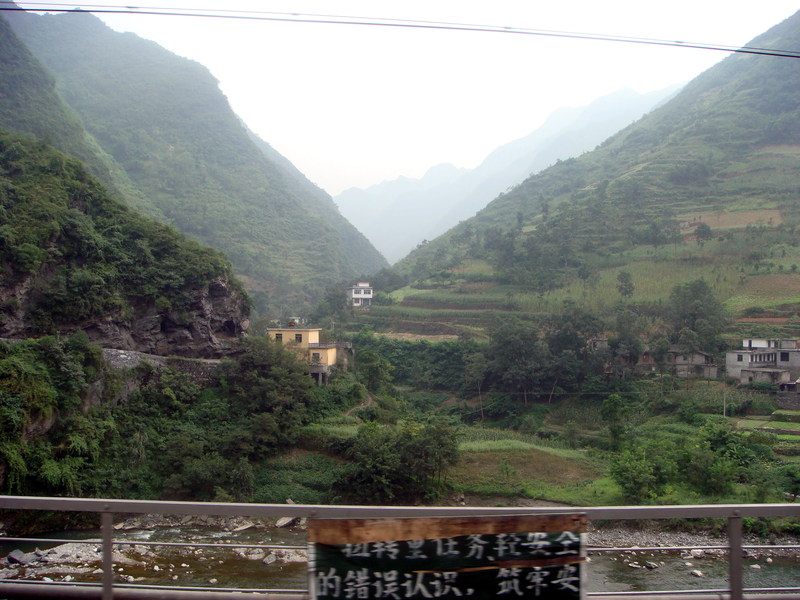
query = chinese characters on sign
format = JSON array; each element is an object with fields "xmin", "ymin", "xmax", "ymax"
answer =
[{"xmin": 308, "ymin": 514, "xmax": 586, "ymax": 600}]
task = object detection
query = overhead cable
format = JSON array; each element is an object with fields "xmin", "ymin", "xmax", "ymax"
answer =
[{"xmin": 3, "ymin": 1, "xmax": 800, "ymax": 59}]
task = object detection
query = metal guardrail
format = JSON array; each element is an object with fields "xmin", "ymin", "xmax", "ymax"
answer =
[{"xmin": 0, "ymin": 496, "xmax": 799, "ymax": 599}]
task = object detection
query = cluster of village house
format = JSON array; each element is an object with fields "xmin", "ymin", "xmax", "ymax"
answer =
[
  {"xmin": 595, "ymin": 337, "xmax": 800, "ymax": 393},
  {"xmin": 264, "ymin": 282, "xmax": 371, "ymax": 385},
  {"xmin": 267, "ymin": 282, "xmax": 800, "ymax": 395}
]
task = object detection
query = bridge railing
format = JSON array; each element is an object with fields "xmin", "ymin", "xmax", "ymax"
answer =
[{"xmin": 1, "ymin": 496, "xmax": 799, "ymax": 599}]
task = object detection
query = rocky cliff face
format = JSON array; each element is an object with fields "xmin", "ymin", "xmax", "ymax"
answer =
[
  {"xmin": 79, "ymin": 276, "xmax": 248, "ymax": 358},
  {"xmin": 0, "ymin": 275, "xmax": 249, "ymax": 359},
  {"xmin": 0, "ymin": 133, "xmax": 251, "ymax": 359}
]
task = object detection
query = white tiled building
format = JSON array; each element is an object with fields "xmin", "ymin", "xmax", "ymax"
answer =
[{"xmin": 348, "ymin": 281, "xmax": 373, "ymax": 307}]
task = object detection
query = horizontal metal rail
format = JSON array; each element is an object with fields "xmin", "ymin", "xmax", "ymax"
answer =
[
  {"xmin": 2, "ymin": 496, "xmax": 799, "ymax": 519},
  {"xmin": 588, "ymin": 544, "xmax": 800, "ymax": 552},
  {"xmin": 1, "ymin": 496, "xmax": 799, "ymax": 600},
  {"xmin": 0, "ymin": 536, "xmax": 306, "ymax": 550}
]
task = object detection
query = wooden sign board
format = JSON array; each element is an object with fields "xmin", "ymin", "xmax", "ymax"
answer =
[{"xmin": 308, "ymin": 514, "xmax": 586, "ymax": 600}]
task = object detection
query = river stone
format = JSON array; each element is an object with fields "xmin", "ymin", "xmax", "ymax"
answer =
[
  {"xmin": 263, "ymin": 553, "xmax": 277, "ymax": 565},
  {"xmin": 750, "ymin": 564, "xmax": 762, "ymax": 569},
  {"xmin": 6, "ymin": 550, "xmax": 29, "ymax": 565},
  {"xmin": 690, "ymin": 570, "xmax": 705, "ymax": 577},
  {"xmin": 645, "ymin": 561, "xmax": 660, "ymax": 569},
  {"xmin": 276, "ymin": 516, "xmax": 298, "ymax": 528},
  {"xmin": 690, "ymin": 549, "xmax": 705, "ymax": 558}
]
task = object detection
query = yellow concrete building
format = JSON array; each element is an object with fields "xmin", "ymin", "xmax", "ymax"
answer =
[{"xmin": 266, "ymin": 326, "xmax": 351, "ymax": 385}]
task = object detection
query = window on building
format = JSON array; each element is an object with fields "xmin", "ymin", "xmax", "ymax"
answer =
[
  {"xmin": 353, "ymin": 289, "xmax": 362, "ymax": 294},
  {"xmin": 312, "ymin": 353, "xmax": 320, "ymax": 363},
  {"xmin": 781, "ymin": 352, "xmax": 790, "ymax": 362},
  {"xmin": 295, "ymin": 333, "xmax": 303, "ymax": 343},
  {"xmin": 275, "ymin": 333, "xmax": 282, "ymax": 341},
  {"xmin": 737, "ymin": 354, "xmax": 743, "ymax": 362}
]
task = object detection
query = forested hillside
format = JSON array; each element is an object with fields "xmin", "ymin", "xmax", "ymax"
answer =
[
  {"xmin": 368, "ymin": 10, "xmax": 800, "ymax": 339},
  {"xmin": 2, "ymin": 9, "xmax": 386, "ymax": 315},
  {"xmin": 0, "ymin": 132, "xmax": 249, "ymax": 355}
]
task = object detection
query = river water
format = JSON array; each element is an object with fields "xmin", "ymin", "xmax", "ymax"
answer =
[{"xmin": 3, "ymin": 526, "xmax": 799, "ymax": 593}]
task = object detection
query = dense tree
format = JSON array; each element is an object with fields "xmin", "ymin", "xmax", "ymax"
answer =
[
  {"xmin": 487, "ymin": 318, "xmax": 548, "ymax": 404},
  {"xmin": 616, "ymin": 271, "xmax": 634, "ymax": 299},
  {"xmin": 601, "ymin": 393, "xmax": 627, "ymax": 451},
  {"xmin": 463, "ymin": 352, "xmax": 489, "ymax": 419},
  {"xmin": 215, "ymin": 337, "xmax": 313, "ymax": 455},
  {"xmin": 668, "ymin": 279, "xmax": 728, "ymax": 352},
  {"xmin": 695, "ymin": 222, "xmax": 713, "ymax": 246},
  {"xmin": 334, "ymin": 421, "xmax": 459, "ymax": 503},
  {"xmin": 309, "ymin": 286, "xmax": 349, "ymax": 328},
  {"xmin": 355, "ymin": 349, "xmax": 394, "ymax": 393}
]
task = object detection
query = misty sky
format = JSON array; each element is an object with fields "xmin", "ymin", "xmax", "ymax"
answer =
[{"xmin": 21, "ymin": 1, "xmax": 800, "ymax": 195}]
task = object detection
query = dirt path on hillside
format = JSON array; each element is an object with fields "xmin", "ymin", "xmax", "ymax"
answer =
[{"xmin": 344, "ymin": 394, "xmax": 376, "ymax": 417}]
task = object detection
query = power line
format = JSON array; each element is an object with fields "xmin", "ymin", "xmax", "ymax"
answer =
[{"xmin": 3, "ymin": 1, "xmax": 800, "ymax": 59}]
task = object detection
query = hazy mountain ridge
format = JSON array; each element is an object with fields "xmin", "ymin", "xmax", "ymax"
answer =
[
  {"xmin": 408, "ymin": 11, "xmax": 800, "ymax": 260},
  {"xmin": 3, "ymin": 8, "xmax": 386, "ymax": 314},
  {"xmin": 336, "ymin": 86, "xmax": 678, "ymax": 263},
  {"xmin": 362, "ymin": 10, "xmax": 800, "ymax": 337}
]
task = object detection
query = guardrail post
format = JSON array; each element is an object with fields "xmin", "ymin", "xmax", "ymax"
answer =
[
  {"xmin": 101, "ymin": 509, "xmax": 114, "ymax": 600},
  {"xmin": 728, "ymin": 512, "xmax": 743, "ymax": 600}
]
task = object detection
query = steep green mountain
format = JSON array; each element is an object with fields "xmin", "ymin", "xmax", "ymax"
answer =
[
  {"xmin": 0, "ymin": 12, "xmax": 168, "ymax": 220},
  {"xmin": 371, "ymin": 11, "xmax": 800, "ymax": 338},
  {"xmin": 3, "ymin": 8, "xmax": 386, "ymax": 314},
  {"xmin": 0, "ymin": 131, "xmax": 249, "ymax": 357},
  {"xmin": 245, "ymin": 130, "xmax": 384, "ymax": 279}
]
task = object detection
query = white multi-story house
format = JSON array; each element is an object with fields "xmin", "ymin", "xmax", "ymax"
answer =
[
  {"xmin": 348, "ymin": 281, "xmax": 373, "ymax": 307},
  {"xmin": 726, "ymin": 338, "xmax": 800, "ymax": 384}
]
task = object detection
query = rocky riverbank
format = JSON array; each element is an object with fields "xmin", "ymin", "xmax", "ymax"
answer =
[
  {"xmin": 0, "ymin": 514, "xmax": 307, "ymax": 585},
  {"xmin": 1, "ymin": 515, "xmax": 797, "ymax": 586},
  {"xmin": 588, "ymin": 522, "xmax": 799, "ymax": 558}
]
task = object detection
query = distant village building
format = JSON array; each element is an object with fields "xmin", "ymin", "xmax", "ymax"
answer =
[
  {"xmin": 665, "ymin": 346, "xmax": 719, "ymax": 379},
  {"xmin": 348, "ymin": 281, "xmax": 373, "ymax": 307},
  {"xmin": 725, "ymin": 338, "xmax": 800, "ymax": 386},
  {"xmin": 266, "ymin": 323, "xmax": 352, "ymax": 385},
  {"xmin": 589, "ymin": 339, "xmax": 718, "ymax": 379}
]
